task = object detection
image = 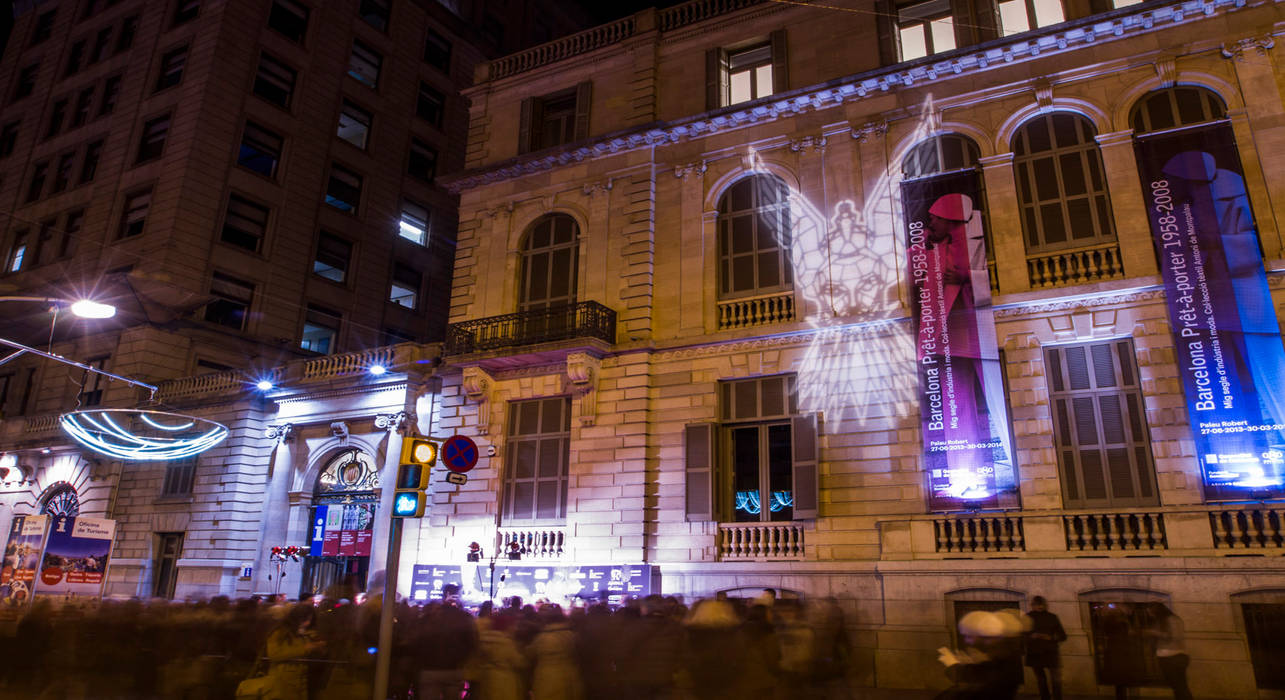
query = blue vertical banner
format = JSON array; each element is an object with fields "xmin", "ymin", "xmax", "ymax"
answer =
[
  {"xmin": 1136, "ymin": 123, "xmax": 1285, "ymax": 500},
  {"xmin": 903, "ymin": 170, "xmax": 1018, "ymax": 510}
]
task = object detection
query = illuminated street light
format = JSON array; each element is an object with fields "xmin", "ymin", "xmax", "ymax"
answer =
[{"xmin": 0, "ymin": 296, "xmax": 117, "ymax": 318}]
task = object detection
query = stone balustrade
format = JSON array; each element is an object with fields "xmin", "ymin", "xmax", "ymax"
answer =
[
  {"xmin": 717, "ymin": 291, "xmax": 795, "ymax": 330},
  {"xmin": 934, "ymin": 514, "xmax": 1025, "ymax": 554},
  {"xmin": 1027, "ymin": 242, "xmax": 1124, "ymax": 288},
  {"xmin": 717, "ymin": 522, "xmax": 806, "ymax": 560},
  {"xmin": 498, "ymin": 526, "xmax": 566, "ymax": 560}
]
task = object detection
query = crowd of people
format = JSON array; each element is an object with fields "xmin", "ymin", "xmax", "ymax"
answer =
[{"xmin": 0, "ymin": 588, "xmax": 854, "ymax": 700}]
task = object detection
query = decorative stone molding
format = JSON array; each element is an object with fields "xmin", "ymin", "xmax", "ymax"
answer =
[
  {"xmin": 565, "ymin": 353, "xmax": 602, "ymax": 426},
  {"xmin": 1154, "ymin": 55, "xmax": 1177, "ymax": 88},
  {"xmin": 287, "ymin": 490, "xmax": 311, "ymax": 507},
  {"xmin": 329, "ymin": 422, "xmax": 349, "ymax": 443},
  {"xmin": 374, "ymin": 411, "xmax": 414, "ymax": 435},
  {"xmin": 478, "ymin": 202, "xmax": 516, "ymax": 219},
  {"xmin": 673, "ymin": 161, "xmax": 707, "ymax": 179},
  {"xmin": 264, "ymin": 423, "xmax": 294, "ymax": 443},
  {"xmin": 992, "ymin": 288, "xmax": 1166, "ymax": 317},
  {"xmin": 978, "ymin": 152, "xmax": 1016, "ymax": 169},
  {"xmin": 582, "ymin": 179, "xmax": 614, "ymax": 197},
  {"xmin": 789, "ymin": 135, "xmax": 827, "ymax": 155},
  {"xmin": 1034, "ymin": 78, "xmax": 1054, "ymax": 110},
  {"xmin": 462, "ymin": 366, "xmax": 496, "ymax": 435},
  {"xmin": 851, "ymin": 121, "xmax": 888, "ymax": 143},
  {"xmin": 1221, "ymin": 35, "xmax": 1275, "ymax": 61}
]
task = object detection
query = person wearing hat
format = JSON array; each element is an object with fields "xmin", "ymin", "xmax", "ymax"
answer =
[{"xmin": 1024, "ymin": 596, "xmax": 1067, "ymax": 700}]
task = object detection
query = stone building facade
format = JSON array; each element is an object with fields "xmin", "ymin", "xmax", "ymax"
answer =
[{"xmin": 427, "ymin": 0, "xmax": 1285, "ymax": 696}]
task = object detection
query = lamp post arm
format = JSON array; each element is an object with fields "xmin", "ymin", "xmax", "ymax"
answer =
[{"xmin": 0, "ymin": 337, "xmax": 158, "ymax": 393}]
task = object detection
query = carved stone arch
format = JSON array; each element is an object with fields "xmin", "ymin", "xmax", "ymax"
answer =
[
  {"xmin": 295, "ymin": 433, "xmax": 387, "ymax": 494},
  {"xmin": 508, "ymin": 204, "xmax": 590, "ymax": 253},
  {"xmin": 888, "ymin": 121, "xmax": 993, "ymax": 174},
  {"xmin": 995, "ymin": 97, "xmax": 1112, "ymax": 154},
  {"xmin": 703, "ymin": 155, "xmax": 802, "ymax": 212},
  {"xmin": 1111, "ymin": 72, "xmax": 1242, "ymax": 132}
]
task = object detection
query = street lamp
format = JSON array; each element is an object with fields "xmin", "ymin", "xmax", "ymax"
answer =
[{"xmin": 0, "ymin": 296, "xmax": 117, "ymax": 319}]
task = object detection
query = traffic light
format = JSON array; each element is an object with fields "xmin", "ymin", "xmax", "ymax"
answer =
[{"xmin": 393, "ymin": 436, "xmax": 436, "ymax": 518}]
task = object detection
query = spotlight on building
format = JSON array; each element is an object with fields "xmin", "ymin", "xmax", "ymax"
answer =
[
  {"xmin": 369, "ymin": 364, "xmax": 387, "ymax": 376},
  {"xmin": 256, "ymin": 379, "xmax": 275, "ymax": 391}
]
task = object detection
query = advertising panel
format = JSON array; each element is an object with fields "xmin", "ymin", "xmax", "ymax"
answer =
[
  {"xmin": 1136, "ymin": 123, "xmax": 1285, "ymax": 500},
  {"xmin": 0, "ymin": 515, "xmax": 48, "ymax": 617},
  {"xmin": 311, "ymin": 504, "xmax": 374, "ymax": 558},
  {"xmin": 36, "ymin": 516, "xmax": 115, "ymax": 599},
  {"xmin": 903, "ymin": 169, "xmax": 1017, "ymax": 510},
  {"xmin": 409, "ymin": 563, "xmax": 655, "ymax": 605}
]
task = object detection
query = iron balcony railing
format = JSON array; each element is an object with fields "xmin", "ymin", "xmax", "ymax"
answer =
[{"xmin": 445, "ymin": 301, "xmax": 616, "ymax": 355}]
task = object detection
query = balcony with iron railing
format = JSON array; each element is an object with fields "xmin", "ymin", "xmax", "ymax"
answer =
[{"xmin": 444, "ymin": 302, "xmax": 616, "ymax": 357}]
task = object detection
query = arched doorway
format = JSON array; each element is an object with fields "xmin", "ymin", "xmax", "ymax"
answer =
[{"xmin": 300, "ymin": 448, "xmax": 379, "ymax": 599}]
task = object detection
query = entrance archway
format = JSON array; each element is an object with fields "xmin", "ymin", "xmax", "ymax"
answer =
[{"xmin": 300, "ymin": 448, "xmax": 380, "ymax": 599}]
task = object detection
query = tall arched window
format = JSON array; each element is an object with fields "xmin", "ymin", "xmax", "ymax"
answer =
[
  {"xmin": 902, "ymin": 133, "xmax": 980, "ymax": 179},
  {"xmin": 519, "ymin": 214, "xmax": 579, "ymax": 312},
  {"xmin": 1012, "ymin": 112, "xmax": 1115, "ymax": 252},
  {"xmin": 717, "ymin": 174, "xmax": 793, "ymax": 298},
  {"xmin": 1130, "ymin": 85, "xmax": 1227, "ymax": 134}
]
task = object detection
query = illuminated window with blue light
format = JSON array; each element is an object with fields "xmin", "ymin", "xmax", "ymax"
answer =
[
  {"xmin": 720, "ymin": 375, "xmax": 806, "ymax": 523},
  {"xmin": 325, "ymin": 164, "xmax": 362, "ymax": 213},
  {"xmin": 301, "ymin": 304, "xmax": 341, "ymax": 354}
]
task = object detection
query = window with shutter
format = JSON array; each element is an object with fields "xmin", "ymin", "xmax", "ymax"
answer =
[
  {"xmin": 503, "ymin": 398, "xmax": 571, "ymax": 525},
  {"xmin": 1045, "ymin": 339, "xmax": 1157, "ymax": 508},
  {"xmin": 518, "ymin": 82, "xmax": 591, "ymax": 153},
  {"xmin": 705, "ymin": 31, "xmax": 788, "ymax": 109}
]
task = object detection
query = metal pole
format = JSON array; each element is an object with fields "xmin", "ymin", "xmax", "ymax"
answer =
[
  {"xmin": 372, "ymin": 515, "xmax": 403, "ymax": 700},
  {"xmin": 0, "ymin": 337, "xmax": 158, "ymax": 392}
]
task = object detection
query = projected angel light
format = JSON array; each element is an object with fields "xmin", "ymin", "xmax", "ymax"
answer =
[{"xmin": 60, "ymin": 409, "xmax": 228, "ymax": 461}]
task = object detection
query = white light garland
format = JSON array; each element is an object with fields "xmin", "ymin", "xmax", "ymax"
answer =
[{"xmin": 60, "ymin": 409, "xmax": 228, "ymax": 461}]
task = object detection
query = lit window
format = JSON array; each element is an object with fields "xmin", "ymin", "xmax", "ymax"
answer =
[
  {"xmin": 337, "ymin": 101, "xmax": 371, "ymax": 149},
  {"xmin": 238, "ymin": 122, "xmax": 283, "ymax": 178},
  {"xmin": 206, "ymin": 272, "xmax": 254, "ymax": 330},
  {"xmin": 390, "ymin": 263, "xmax": 420, "ymax": 309},
  {"xmin": 301, "ymin": 305, "xmax": 341, "ymax": 354},
  {"xmin": 6, "ymin": 232, "xmax": 27, "ymax": 273},
  {"xmin": 268, "ymin": 0, "xmax": 309, "ymax": 43},
  {"xmin": 998, "ymin": 0, "xmax": 1065, "ymax": 35},
  {"xmin": 313, "ymin": 231, "xmax": 352, "ymax": 283},
  {"xmin": 728, "ymin": 44, "xmax": 773, "ymax": 105},
  {"xmin": 348, "ymin": 41, "xmax": 382, "ymax": 89},
  {"xmin": 221, "ymin": 195, "xmax": 270, "ymax": 252},
  {"xmin": 399, "ymin": 201, "xmax": 429, "ymax": 245},
  {"xmin": 897, "ymin": 0, "xmax": 956, "ymax": 61},
  {"xmin": 325, "ymin": 164, "xmax": 362, "ymax": 213}
]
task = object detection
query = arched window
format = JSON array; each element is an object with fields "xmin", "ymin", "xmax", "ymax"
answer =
[
  {"xmin": 1012, "ymin": 112, "xmax": 1115, "ymax": 252},
  {"xmin": 902, "ymin": 133, "xmax": 980, "ymax": 179},
  {"xmin": 40, "ymin": 482, "xmax": 80, "ymax": 517},
  {"xmin": 519, "ymin": 214, "xmax": 579, "ymax": 312},
  {"xmin": 717, "ymin": 174, "xmax": 793, "ymax": 298},
  {"xmin": 1130, "ymin": 85, "xmax": 1227, "ymax": 134}
]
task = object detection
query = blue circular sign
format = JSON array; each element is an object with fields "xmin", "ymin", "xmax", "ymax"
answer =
[{"xmin": 441, "ymin": 435, "xmax": 480, "ymax": 474}]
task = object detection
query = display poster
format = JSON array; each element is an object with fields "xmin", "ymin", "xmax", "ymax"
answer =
[
  {"xmin": 311, "ymin": 504, "xmax": 374, "ymax": 558},
  {"xmin": 0, "ymin": 515, "xmax": 48, "ymax": 617},
  {"xmin": 410, "ymin": 563, "xmax": 655, "ymax": 605},
  {"xmin": 1136, "ymin": 123, "xmax": 1285, "ymax": 500},
  {"xmin": 35, "ymin": 516, "xmax": 115, "ymax": 599},
  {"xmin": 902, "ymin": 169, "xmax": 1018, "ymax": 510}
]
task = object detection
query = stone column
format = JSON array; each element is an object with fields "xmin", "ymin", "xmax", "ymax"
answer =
[
  {"xmin": 252, "ymin": 424, "xmax": 294, "ymax": 595},
  {"xmin": 980, "ymin": 153, "xmax": 1030, "ymax": 294},
  {"xmin": 674, "ymin": 161, "xmax": 706, "ymax": 336},
  {"xmin": 1096, "ymin": 130, "xmax": 1158, "ymax": 279}
]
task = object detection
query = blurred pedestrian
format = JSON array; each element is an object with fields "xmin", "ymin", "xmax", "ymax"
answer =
[
  {"xmin": 264, "ymin": 603, "xmax": 325, "ymax": 700},
  {"xmin": 1148, "ymin": 603, "xmax": 1193, "ymax": 700},
  {"xmin": 1024, "ymin": 596, "xmax": 1066, "ymax": 700},
  {"xmin": 530, "ymin": 605, "xmax": 583, "ymax": 700}
]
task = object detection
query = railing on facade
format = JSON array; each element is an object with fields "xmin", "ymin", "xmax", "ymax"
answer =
[
  {"xmin": 156, "ymin": 370, "xmax": 260, "ymax": 401},
  {"xmin": 302, "ymin": 346, "xmax": 398, "ymax": 380},
  {"xmin": 934, "ymin": 514, "xmax": 1025, "ymax": 553},
  {"xmin": 1027, "ymin": 242, "xmax": 1125, "ymax": 288},
  {"xmin": 1064, "ymin": 512, "xmax": 1167, "ymax": 551},
  {"xmin": 444, "ymin": 301, "xmax": 616, "ymax": 355},
  {"xmin": 717, "ymin": 291, "xmax": 795, "ymax": 331},
  {"xmin": 657, "ymin": 0, "xmax": 767, "ymax": 30},
  {"xmin": 23, "ymin": 414, "xmax": 60, "ymax": 434},
  {"xmin": 717, "ymin": 522, "xmax": 806, "ymax": 560},
  {"xmin": 498, "ymin": 527, "xmax": 566, "ymax": 560},
  {"xmin": 1210, "ymin": 507, "xmax": 1285, "ymax": 550}
]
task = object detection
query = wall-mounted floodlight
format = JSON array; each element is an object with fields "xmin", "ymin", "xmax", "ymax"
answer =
[
  {"xmin": 256, "ymin": 379, "xmax": 275, "ymax": 392},
  {"xmin": 369, "ymin": 364, "xmax": 387, "ymax": 376}
]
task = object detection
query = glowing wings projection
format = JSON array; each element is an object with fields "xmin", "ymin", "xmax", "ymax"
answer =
[{"xmin": 60, "ymin": 409, "xmax": 228, "ymax": 461}]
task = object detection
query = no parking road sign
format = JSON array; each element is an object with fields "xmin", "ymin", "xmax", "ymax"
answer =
[{"xmin": 440, "ymin": 435, "xmax": 480, "ymax": 474}]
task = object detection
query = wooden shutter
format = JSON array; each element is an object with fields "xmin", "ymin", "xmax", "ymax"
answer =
[
  {"xmin": 791, "ymin": 413, "xmax": 819, "ymax": 519},
  {"xmin": 705, "ymin": 48, "xmax": 727, "ymax": 110},
  {"xmin": 573, "ymin": 81, "xmax": 592, "ymax": 141},
  {"xmin": 685, "ymin": 423, "xmax": 715, "ymax": 521},
  {"xmin": 769, "ymin": 30, "xmax": 789, "ymax": 95},
  {"xmin": 517, "ymin": 97, "xmax": 534, "ymax": 154}
]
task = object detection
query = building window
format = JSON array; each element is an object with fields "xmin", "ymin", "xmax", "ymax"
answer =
[
  {"xmin": 155, "ymin": 45, "xmax": 188, "ymax": 92},
  {"xmin": 1013, "ymin": 113, "xmax": 1115, "ymax": 253},
  {"xmin": 51, "ymin": 151, "xmax": 75, "ymax": 193},
  {"xmin": 1243, "ymin": 603, "xmax": 1285, "ymax": 690},
  {"xmin": 717, "ymin": 174, "xmax": 793, "ymax": 299},
  {"xmin": 902, "ymin": 133, "xmax": 981, "ymax": 179},
  {"xmin": 136, "ymin": 114, "xmax": 171, "ymax": 163},
  {"xmin": 31, "ymin": 11, "xmax": 56, "ymax": 46},
  {"xmin": 80, "ymin": 139, "xmax": 103, "ymax": 183},
  {"xmin": 313, "ymin": 231, "xmax": 351, "ymax": 283},
  {"xmin": 389, "ymin": 263, "xmax": 420, "ymax": 309},
  {"xmin": 503, "ymin": 397, "xmax": 571, "ymax": 524},
  {"xmin": 301, "ymin": 304, "xmax": 341, "ymax": 354},
  {"xmin": 399, "ymin": 201, "xmax": 429, "ymax": 245},
  {"xmin": 519, "ymin": 83, "xmax": 590, "ymax": 153},
  {"xmin": 44, "ymin": 99, "xmax": 67, "ymax": 140},
  {"xmin": 519, "ymin": 214, "xmax": 579, "ymax": 312},
  {"xmin": 161, "ymin": 458, "xmax": 196, "ymax": 496},
  {"xmin": 424, "ymin": 29, "xmax": 451, "ymax": 72},
  {"xmin": 1130, "ymin": 85, "xmax": 1227, "ymax": 133},
  {"xmin": 26, "ymin": 161, "xmax": 48, "ymax": 203},
  {"xmin": 79, "ymin": 356, "xmax": 108, "ymax": 406},
  {"xmin": 416, "ymin": 82, "xmax": 445, "ymax": 127},
  {"xmin": 6, "ymin": 232, "xmax": 27, "ymax": 273},
  {"xmin": 348, "ymin": 41, "xmax": 382, "ymax": 89},
  {"xmin": 268, "ymin": 0, "xmax": 309, "ymax": 43},
  {"xmin": 407, "ymin": 139, "xmax": 437, "ymax": 182},
  {"xmin": 238, "ymin": 122, "xmax": 283, "ymax": 178},
  {"xmin": 897, "ymin": 0, "xmax": 955, "ymax": 60},
  {"xmin": 205, "ymin": 272, "xmax": 254, "ymax": 329},
  {"xmin": 119, "ymin": 188, "xmax": 152, "ymax": 238},
  {"xmin": 89, "ymin": 26, "xmax": 112, "ymax": 64},
  {"xmin": 325, "ymin": 164, "xmax": 362, "ymax": 213},
  {"xmin": 41, "ymin": 484, "xmax": 79, "ymax": 517},
  {"xmin": 337, "ymin": 100, "xmax": 371, "ymax": 150},
  {"xmin": 253, "ymin": 53, "xmax": 297, "ymax": 109},
  {"xmin": 65, "ymin": 41, "xmax": 86, "ymax": 78},
  {"xmin": 152, "ymin": 533, "xmax": 184, "ymax": 599},
  {"xmin": 724, "ymin": 375, "xmax": 817, "ymax": 522},
  {"xmin": 99, "ymin": 75, "xmax": 122, "ymax": 116},
  {"xmin": 221, "ymin": 195, "xmax": 270, "ymax": 252},
  {"xmin": 0, "ymin": 122, "xmax": 18, "ymax": 157},
  {"xmin": 116, "ymin": 15, "xmax": 139, "ymax": 53},
  {"xmin": 1088, "ymin": 599, "xmax": 1166, "ymax": 687},
  {"xmin": 71, "ymin": 87, "xmax": 94, "ymax": 127},
  {"xmin": 13, "ymin": 64, "xmax": 38, "ymax": 102},
  {"xmin": 359, "ymin": 0, "xmax": 390, "ymax": 32},
  {"xmin": 998, "ymin": 0, "xmax": 1064, "ymax": 35},
  {"xmin": 1045, "ymin": 339, "xmax": 1158, "ymax": 508},
  {"xmin": 173, "ymin": 0, "xmax": 200, "ymax": 25},
  {"xmin": 707, "ymin": 33, "xmax": 789, "ymax": 109}
]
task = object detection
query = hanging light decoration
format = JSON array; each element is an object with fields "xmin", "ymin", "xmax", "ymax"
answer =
[{"xmin": 60, "ymin": 409, "xmax": 228, "ymax": 461}]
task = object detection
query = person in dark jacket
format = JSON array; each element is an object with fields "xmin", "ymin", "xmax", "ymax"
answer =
[{"xmin": 1024, "ymin": 596, "xmax": 1067, "ymax": 700}]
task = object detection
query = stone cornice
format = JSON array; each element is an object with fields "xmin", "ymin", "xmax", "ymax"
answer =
[{"xmin": 441, "ymin": 0, "xmax": 1258, "ymax": 194}]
